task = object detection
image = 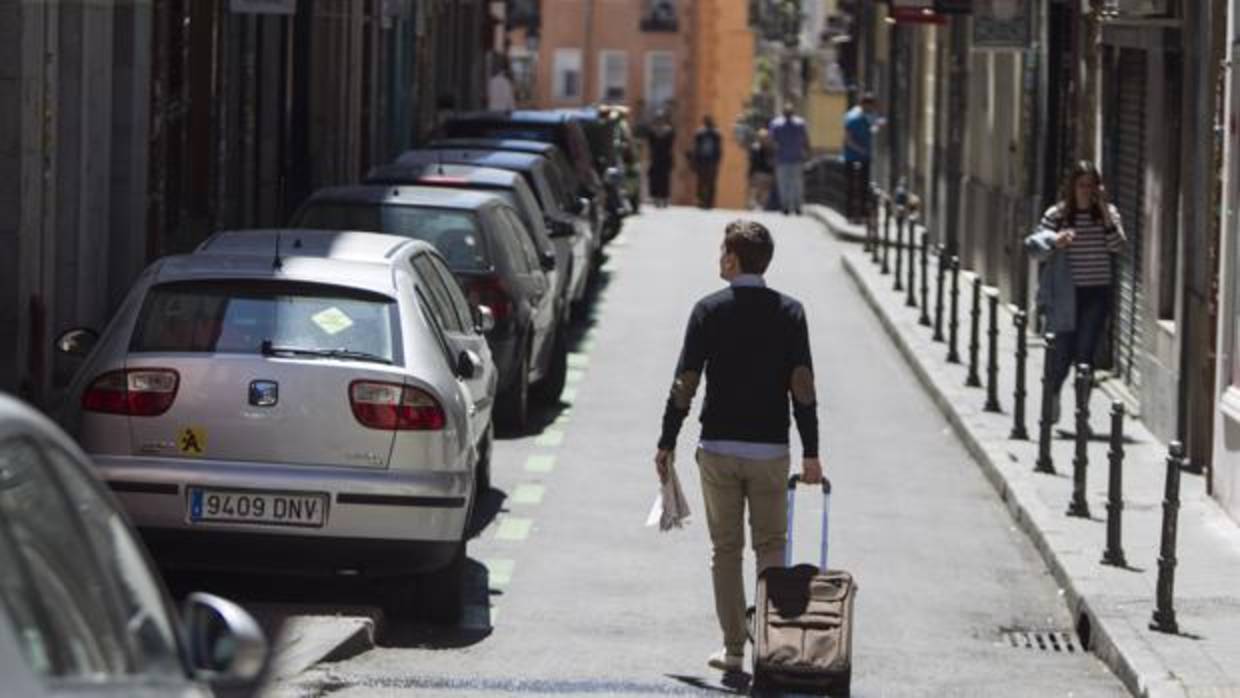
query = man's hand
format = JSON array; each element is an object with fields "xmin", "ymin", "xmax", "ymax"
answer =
[
  {"xmin": 800, "ymin": 456, "xmax": 824, "ymax": 484},
  {"xmin": 655, "ymin": 449, "xmax": 674, "ymax": 484}
]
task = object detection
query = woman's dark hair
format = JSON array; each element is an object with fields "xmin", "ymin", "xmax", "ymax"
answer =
[
  {"xmin": 724, "ymin": 219, "xmax": 774, "ymax": 274},
  {"xmin": 1058, "ymin": 160, "xmax": 1113, "ymax": 226}
]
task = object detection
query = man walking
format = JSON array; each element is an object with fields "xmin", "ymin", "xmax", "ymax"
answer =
[
  {"xmin": 843, "ymin": 93, "xmax": 878, "ymax": 222},
  {"xmin": 691, "ymin": 115, "xmax": 723, "ymax": 209},
  {"xmin": 769, "ymin": 103, "xmax": 810, "ymax": 215},
  {"xmin": 654, "ymin": 219, "xmax": 824, "ymax": 672}
]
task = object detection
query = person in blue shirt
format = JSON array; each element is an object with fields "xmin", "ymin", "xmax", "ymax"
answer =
[
  {"xmin": 769, "ymin": 104, "xmax": 811, "ymax": 215},
  {"xmin": 843, "ymin": 94, "xmax": 879, "ymax": 222}
]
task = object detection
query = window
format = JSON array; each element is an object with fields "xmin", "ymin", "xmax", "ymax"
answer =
[
  {"xmin": 502, "ymin": 208, "xmax": 543, "ymax": 272},
  {"xmin": 598, "ymin": 50, "xmax": 628, "ymax": 102},
  {"xmin": 412, "ymin": 255, "xmax": 469, "ymax": 333},
  {"xmin": 640, "ymin": 0, "xmax": 678, "ymax": 31},
  {"xmin": 130, "ymin": 280, "xmax": 398, "ymax": 363},
  {"xmin": 490, "ymin": 210, "xmax": 536, "ymax": 275},
  {"xmin": 295, "ymin": 204, "xmax": 491, "ymax": 272},
  {"xmin": 553, "ymin": 49, "xmax": 583, "ymax": 101},
  {"xmin": 645, "ymin": 51, "xmax": 676, "ymax": 112},
  {"xmin": 426, "ymin": 256, "xmax": 477, "ymax": 333}
]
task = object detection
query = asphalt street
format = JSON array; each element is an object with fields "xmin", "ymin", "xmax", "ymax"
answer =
[{"xmin": 258, "ymin": 206, "xmax": 1130, "ymax": 697}]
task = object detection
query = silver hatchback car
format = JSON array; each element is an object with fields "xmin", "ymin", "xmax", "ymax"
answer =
[{"xmin": 58, "ymin": 230, "xmax": 497, "ymax": 623}]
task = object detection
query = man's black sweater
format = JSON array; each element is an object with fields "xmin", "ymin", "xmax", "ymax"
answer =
[{"xmin": 658, "ymin": 284, "xmax": 819, "ymax": 457}]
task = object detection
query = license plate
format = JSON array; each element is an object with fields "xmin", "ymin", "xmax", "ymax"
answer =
[{"xmin": 188, "ymin": 488, "xmax": 328, "ymax": 528}]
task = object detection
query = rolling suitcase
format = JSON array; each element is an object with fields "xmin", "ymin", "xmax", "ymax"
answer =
[{"xmin": 750, "ymin": 475, "xmax": 856, "ymax": 696}]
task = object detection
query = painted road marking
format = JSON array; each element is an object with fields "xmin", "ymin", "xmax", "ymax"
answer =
[
  {"xmin": 525, "ymin": 454, "xmax": 556, "ymax": 473},
  {"xmin": 511, "ymin": 483, "xmax": 545, "ymax": 505},
  {"xmin": 568, "ymin": 353, "xmax": 590, "ymax": 368},
  {"xmin": 496, "ymin": 517, "xmax": 532, "ymax": 541},
  {"xmin": 566, "ymin": 368, "xmax": 585, "ymax": 384},
  {"xmin": 535, "ymin": 430, "xmax": 564, "ymax": 447},
  {"xmin": 561, "ymin": 387, "xmax": 577, "ymax": 404},
  {"xmin": 483, "ymin": 559, "xmax": 514, "ymax": 588}
]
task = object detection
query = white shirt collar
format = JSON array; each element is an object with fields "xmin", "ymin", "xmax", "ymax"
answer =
[{"xmin": 730, "ymin": 274, "xmax": 766, "ymax": 288}]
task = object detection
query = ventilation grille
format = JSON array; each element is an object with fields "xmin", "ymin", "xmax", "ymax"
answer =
[{"xmin": 1002, "ymin": 630, "xmax": 1078, "ymax": 653}]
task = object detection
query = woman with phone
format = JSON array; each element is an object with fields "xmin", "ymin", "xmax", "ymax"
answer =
[{"xmin": 1025, "ymin": 160, "xmax": 1127, "ymax": 423}]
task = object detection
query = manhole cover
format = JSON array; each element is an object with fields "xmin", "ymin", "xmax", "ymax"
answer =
[{"xmin": 1002, "ymin": 629, "xmax": 1078, "ymax": 653}]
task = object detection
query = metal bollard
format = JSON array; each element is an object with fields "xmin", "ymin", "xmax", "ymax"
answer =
[
  {"xmin": 1067, "ymin": 364, "xmax": 1092, "ymax": 518},
  {"xmin": 1150, "ymin": 441, "xmax": 1185, "ymax": 635},
  {"xmin": 905, "ymin": 221, "xmax": 918, "ymax": 308},
  {"xmin": 1010, "ymin": 310, "xmax": 1029, "ymax": 440},
  {"xmin": 1101, "ymin": 401, "xmax": 1127, "ymax": 567},
  {"xmin": 965, "ymin": 276, "xmax": 982, "ymax": 387},
  {"xmin": 881, "ymin": 199, "xmax": 892, "ymax": 274},
  {"xmin": 946, "ymin": 257, "xmax": 962, "ymax": 363},
  {"xmin": 894, "ymin": 208, "xmax": 905, "ymax": 292},
  {"xmin": 933, "ymin": 247, "xmax": 946, "ymax": 342},
  {"xmin": 1035, "ymin": 333, "xmax": 1057, "ymax": 474},
  {"xmin": 919, "ymin": 232, "xmax": 931, "ymax": 326},
  {"xmin": 984, "ymin": 290, "xmax": 1002, "ymax": 412},
  {"xmin": 870, "ymin": 191, "xmax": 882, "ymax": 265}
]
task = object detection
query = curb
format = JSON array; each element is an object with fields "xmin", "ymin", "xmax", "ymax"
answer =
[
  {"xmin": 267, "ymin": 614, "xmax": 377, "ymax": 682},
  {"xmin": 805, "ymin": 204, "xmax": 868, "ymax": 244},
  {"xmin": 837, "ymin": 251, "xmax": 1186, "ymax": 698}
]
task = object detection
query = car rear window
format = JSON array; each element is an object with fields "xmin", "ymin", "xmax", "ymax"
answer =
[
  {"xmin": 130, "ymin": 280, "xmax": 398, "ymax": 361},
  {"xmin": 295, "ymin": 204, "xmax": 490, "ymax": 272}
]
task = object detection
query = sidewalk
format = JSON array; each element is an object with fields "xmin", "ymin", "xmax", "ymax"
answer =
[{"xmin": 814, "ymin": 204, "xmax": 1240, "ymax": 698}]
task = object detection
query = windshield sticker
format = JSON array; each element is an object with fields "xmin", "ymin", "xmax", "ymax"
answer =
[{"xmin": 312, "ymin": 307, "xmax": 354, "ymax": 335}]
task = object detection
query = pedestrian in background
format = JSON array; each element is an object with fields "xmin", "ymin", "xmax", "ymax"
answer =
[
  {"xmin": 770, "ymin": 103, "xmax": 810, "ymax": 215},
  {"xmin": 486, "ymin": 59, "xmax": 516, "ymax": 112},
  {"xmin": 645, "ymin": 110, "xmax": 675, "ymax": 208},
  {"xmin": 843, "ymin": 93, "xmax": 879, "ymax": 223},
  {"xmin": 654, "ymin": 219, "xmax": 823, "ymax": 673},
  {"xmin": 1024, "ymin": 160, "xmax": 1126, "ymax": 423},
  {"xmin": 691, "ymin": 115, "xmax": 723, "ymax": 209},
  {"xmin": 747, "ymin": 128, "xmax": 775, "ymax": 211}
]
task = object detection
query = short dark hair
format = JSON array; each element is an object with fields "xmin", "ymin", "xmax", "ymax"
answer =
[{"xmin": 723, "ymin": 219, "xmax": 774, "ymax": 274}]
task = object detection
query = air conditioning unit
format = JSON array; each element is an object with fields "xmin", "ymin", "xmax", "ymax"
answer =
[{"xmin": 1100, "ymin": 0, "xmax": 1170, "ymax": 17}]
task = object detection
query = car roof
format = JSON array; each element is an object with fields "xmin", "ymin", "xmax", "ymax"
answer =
[
  {"xmin": 394, "ymin": 149, "xmax": 545, "ymax": 173},
  {"xmin": 198, "ymin": 228, "xmax": 432, "ymax": 261},
  {"xmin": 305, "ymin": 183, "xmax": 508, "ymax": 210},
  {"xmin": 450, "ymin": 110, "xmax": 573, "ymax": 125},
  {"xmin": 428, "ymin": 137, "xmax": 559, "ymax": 155},
  {"xmin": 160, "ymin": 229, "xmax": 442, "ymax": 295},
  {"xmin": 366, "ymin": 162, "xmax": 522, "ymax": 189}
]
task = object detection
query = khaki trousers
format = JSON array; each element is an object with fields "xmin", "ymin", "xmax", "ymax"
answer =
[{"xmin": 696, "ymin": 448, "xmax": 791, "ymax": 655}]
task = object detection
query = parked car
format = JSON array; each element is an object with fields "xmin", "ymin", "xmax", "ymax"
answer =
[
  {"xmin": 365, "ymin": 161, "xmax": 580, "ymax": 327},
  {"xmin": 423, "ymin": 137, "xmax": 580, "ymax": 208},
  {"xmin": 555, "ymin": 107, "xmax": 634, "ymax": 241},
  {"xmin": 57, "ymin": 230, "xmax": 496, "ymax": 623},
  {"xmin": 393, "ymin": 147, "xmax": 600, "ymax": 281},
  {"xmin": 0, "ymin": 391, "xmax": 269, "ymax": 697},
  {"xmin": 291, "ymin": 186, "xmax": 568, "ymax": 428},
  {"xmin": 438, "ymin": 111, "xmax": 606, "ymax": 236}
]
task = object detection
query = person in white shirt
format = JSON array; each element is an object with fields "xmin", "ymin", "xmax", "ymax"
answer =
[{"xmin": 487, "ymin": 62, "xmax": 516, "ymax": 112}]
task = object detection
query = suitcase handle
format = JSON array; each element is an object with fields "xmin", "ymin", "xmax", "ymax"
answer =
[{"xmin": 785, "ymin": 474, "xmax": 831, "ymax": 571}]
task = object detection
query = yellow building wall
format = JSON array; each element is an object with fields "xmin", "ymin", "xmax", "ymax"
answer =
[
  {"xmin": 807, "ymin": 91, "xmax": 848, "ymax": 153},
  {"xmin": 682, "ymin": 0, "xmax": 755, "ymax": 210}
]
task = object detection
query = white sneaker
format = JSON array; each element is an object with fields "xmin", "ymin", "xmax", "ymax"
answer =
[{"xmin": 707, "ymin": 649, "xmax": 744, "ymax": 672}]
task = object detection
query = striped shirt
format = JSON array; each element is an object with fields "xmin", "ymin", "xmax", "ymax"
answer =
[{"xmin": 1038, "ymin": 204, "xmax": 1125, "ymax": 288}]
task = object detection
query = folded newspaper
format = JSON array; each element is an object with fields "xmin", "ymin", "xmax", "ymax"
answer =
[{"xmin": 646, "ymin": 454, "xmax": 691, "ymax": 530}]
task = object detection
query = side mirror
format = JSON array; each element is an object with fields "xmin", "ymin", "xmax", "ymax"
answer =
[
  {"xmin": 183, "ymin": 592, "xmax": 268, "ymax": 687},
  {"xmin": 456, "ymin": 349, "xmax": 482, "ymax": 379},
  {"xmin": 540, "ymin": 250, "xmax": 557, "ymax": 272},
  {"xmin": 474, "ymin": 305, "xmax": 496, "ymax": 333},
  {"xmin": 544, "ymin": 215, "xmax": 575, "ymax": 239},
  {"xmin": 56, "ymin": 328, "xmax": 99, "ymax": 357}
]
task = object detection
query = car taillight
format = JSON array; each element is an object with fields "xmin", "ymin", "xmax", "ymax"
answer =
[
  {"xmin": 82, "ymin": 369, "xmax": 180, "ymax": 416},
  {"xmin": 466, "ymin": 275, "xmax": 513, "ymax": 323},
  {"xmin": 349, "ymin": 381, "xmax": 446, "ymax": 431}
]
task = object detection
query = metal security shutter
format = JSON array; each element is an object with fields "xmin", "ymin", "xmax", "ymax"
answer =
[{"xmin": 1105, "ymin": 48, "xmax": 1146, "ymax": 389}]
